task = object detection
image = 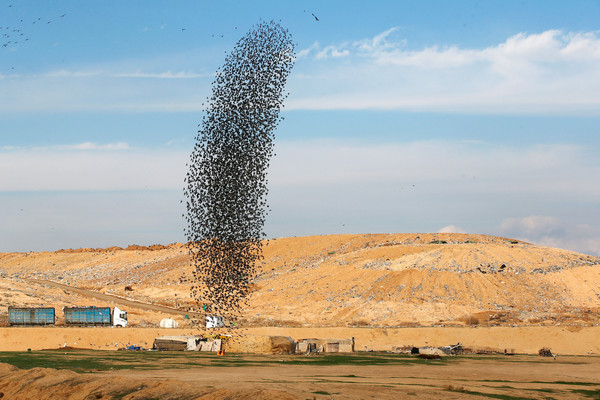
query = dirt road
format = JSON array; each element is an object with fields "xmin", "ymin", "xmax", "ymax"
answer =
[{"xmin": 26, "ymin": 278, "xmax": 204, "ymax": 318}]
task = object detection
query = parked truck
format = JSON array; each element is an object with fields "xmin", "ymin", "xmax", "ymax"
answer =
[
  {"xmin": 7, "ymin": 306, "xmax": 127, "ymax": 327},
  {"xmin": 8, "ymin": 307, "xmax": 55, "ymax": 326},
  {"xmin": 63, "ymin": 306, "xmax": 128, "ymax": 327}
]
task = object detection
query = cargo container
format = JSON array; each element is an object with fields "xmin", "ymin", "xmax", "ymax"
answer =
[
  {"xmin": 63, "ymin": 306, "xmax": 127, "ymax": 327},
  {"xmin": 8, "ymin": 307, "xmax": 55, "ymax": 326}
]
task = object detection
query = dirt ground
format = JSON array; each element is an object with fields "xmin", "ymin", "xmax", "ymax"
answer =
[
  {"xmin": 110, "ymin": 355, "xmax": 600, "ymax": 400},
  {"xmin": 1, "ymin": 326, "xmax": 600, "ymax": 355},
  {"xmin": 0, "ymin": 352, "xmax": 599, "ymax": 399},
  {"xmin": 2, "ymin": 233, "xmax": 600, "ymax": 398}
]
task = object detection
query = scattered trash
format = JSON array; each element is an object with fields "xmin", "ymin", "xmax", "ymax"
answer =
[{"xmin": 403, "ymin": 343, "xmax": 462, "ymax": 356}]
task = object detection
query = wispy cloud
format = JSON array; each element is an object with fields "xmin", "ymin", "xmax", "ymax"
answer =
[
  {"xmin": 265, "ymin": 139, "xmax": 600, "ymax": 255},
  {"xmin": 315, "ymin": 45, "xmax": 350, "ymax": 59},
  {"xmin": 499, "ymin": 216, "xmax": 600, "ymax": 256},
  {"xmin": 290, "ymin": 29, "xmax": 600, "ymax": 114},
  {"xmin": 53, "ymin": 142, "xmax": 131, "ymax": 151},
  {"xmin": 269, "ymin": 140, "xmax": 600, "ymax": 196},
  {"xmin": 113, "ymin": 70, "xmax": 211, "ymax": 79},
  {"xmin": 0, "ymin": 70, "xmax": 211, "ymax": 113},
  {"xmin": 3, "ymin": 29, "xmax": 599, "ymax": 114},
  {"xmin": 1, "ymin": 139, "xmax": 598, "ymax": 254},
  {"xmin": 46, "ymin": 69, "xmax": 210, "ymax": 79},
  {"xmin": 45, "ymin": 70, "xmax": 104, "ymax": 78},
  {"xmin": 0, "ymin": 144, "xmax": 187, "ymax": 191}
]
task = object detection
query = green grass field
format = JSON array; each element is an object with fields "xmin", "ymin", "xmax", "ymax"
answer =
[{"xmin": 0, "ymin": 350, "xmax": 451, "ymax": 372}]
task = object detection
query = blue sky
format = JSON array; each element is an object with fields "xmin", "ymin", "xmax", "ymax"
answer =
[{"xmin": 1, "ymin": 0, "xmax": 599, "ymax": 254}]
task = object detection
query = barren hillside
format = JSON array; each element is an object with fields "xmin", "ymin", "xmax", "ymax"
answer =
[{"xmin": 1, "ymin": 233, "xmax": 599, "ymax": 328}]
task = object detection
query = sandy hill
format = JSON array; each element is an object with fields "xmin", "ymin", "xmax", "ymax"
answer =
[{"xmin": 1, "ymin": 233, "xmax": 599, "ymax": 328}]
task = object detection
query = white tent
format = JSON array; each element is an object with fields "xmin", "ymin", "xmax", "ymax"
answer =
[{"xmin": 160, "ymin": 318, "xmax": 179, "ymax": 328}]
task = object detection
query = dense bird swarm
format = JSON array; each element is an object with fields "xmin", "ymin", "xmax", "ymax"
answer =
[{"xmin": 183, "ymin": 21, "xmax": 295, "ymax": 326}]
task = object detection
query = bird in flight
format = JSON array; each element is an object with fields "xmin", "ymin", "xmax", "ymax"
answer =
[{"xmin": 312, "ymin": 13, "xmax": 319, "ymax": 21}]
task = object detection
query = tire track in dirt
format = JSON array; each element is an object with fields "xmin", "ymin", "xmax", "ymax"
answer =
[{"xmin": 26, "ymin": 278, "xmax": 204, "ymax": 318}]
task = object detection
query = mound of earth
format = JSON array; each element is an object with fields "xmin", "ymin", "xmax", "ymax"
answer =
[
  {"xmin": 0, "ymin": 362, "xmax": 299, "ymax": 400},
  {"xmin": 1, "ymin": 233, "xmax": 599, "ymax": 328}
]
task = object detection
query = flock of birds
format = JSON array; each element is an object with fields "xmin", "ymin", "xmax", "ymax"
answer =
[
  {"xmin": 1, "ymin": 4, "xmax": 67, "ymax": 72},
  {"xmin": 183, "ymin": 21, "xmax": 295, "ymax": 325},
  {"xmin": 4, "ymin": 3, "xmax": 306, "ymax": 323},
  {"xmin": 2, "ymin": 5, "xmax": 317, "ymax": 74},
  {"xmin": 1, "ymin": 5, "xmax": 65, "ymax": 48}
]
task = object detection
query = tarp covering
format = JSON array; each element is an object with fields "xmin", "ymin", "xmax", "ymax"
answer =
[{"xmin": 153, "ymin": 335, "xmax": 200, "ymax": 351}]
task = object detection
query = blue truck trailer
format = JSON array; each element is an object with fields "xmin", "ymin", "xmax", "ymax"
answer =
[
  {"xmin": 8, "ymin": 307, "xmax": 55, "ymax": 325},
  {"xmin": 63, "ymin": 306, "xmax": 127, "ymax": 327}
]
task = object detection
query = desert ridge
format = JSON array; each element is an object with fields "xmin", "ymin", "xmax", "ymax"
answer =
[{"xmin": 1, "ymin": 233, "xmax": 599, "ymax": 330}]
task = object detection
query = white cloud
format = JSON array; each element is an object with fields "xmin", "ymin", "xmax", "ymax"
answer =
[
  {"xmin": 269, "ymin": 140, "xmax": 600, "ymax": 197},
  {"xmin": 297, "ymin": 42, "xmax": 320, "ymax": 58},
  {"xmin": 0, "ymin": 145, "xmax": 188, "ymax": 191},
  {"xmin": 500, "ymin": 216, "xmax": 563, "ymax": 238},
  {"xmin": 45, "ymin": 69, "xmax": 209, "ymax": 79},
  {"xmin": 54, "ymin": 142, "xmax": 131, "ymax": 151},
  {"xmin": 354, "ymin": 27, "xmax": 402, "ymax": 53},
  {"xmin": 2, "ymin": 29, "xmax": 599, "ymax": 114},
  {"xmin": 3, "ymin": 138, "xmax": 599, "ymax": 200},
  {"xmin": 45, "ymin": 70, "xmax": 104, "ymax": 78},
  {"xmin": 498, "ymin": 216, "xmax": 600, "ymax": 256},
  {"xmin": 438, "ymin": 225, "xmax": 467, "ymax": 234},
  {"xmin": 289, "ymin": 29, "xmax": 600, "ymax": 114},
  {"xmin": 113, "ymin": 71, "xmax": 211, "ymax": 79},
  {"xmin": 1, "ymin": 139, "xmax": 599, "ymax": 254},
  {"xmin": 0, "ymin": 70, "xmax": 211, "ymax": 113},
  {"xmin": 315, "ymin": 45, "xmax": 350, "ymax": 59},
  {"xmin": 265, "ymin": 139, "xmax": 600, "ymax": 254}
]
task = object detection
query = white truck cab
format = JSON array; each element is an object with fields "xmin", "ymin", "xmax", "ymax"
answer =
[
  {"xmin": 206, "ymin": 315, "xmax": 225, "ymax": 329},
  {"xmin": 113, "ymin": 307, "xmax": 128, "ymax": 327}
]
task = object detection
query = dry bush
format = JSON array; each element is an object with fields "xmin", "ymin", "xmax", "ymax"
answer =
[{"xmin": 444, "ymin": 384, "xmax": 465, "ymax": 392}]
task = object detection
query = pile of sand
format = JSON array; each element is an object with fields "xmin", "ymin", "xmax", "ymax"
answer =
[
  {"xmin": 1, "ymin": 233, "xmax": 599, "ymax": 328},
  {"xmin": 0, "ymin": 362, "xmax": 299, "ymax": 400}
]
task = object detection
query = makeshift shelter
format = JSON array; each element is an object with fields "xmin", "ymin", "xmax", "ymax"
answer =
[
  {"xmin": 225, "ymin": 335, "xmax": 295, "ymax": 354},
  {"xmin": 153, "ymin": 335, "xmax": 223, "ymax": 352},
  {"xmin": 295, "ymin": 338, "xmax": 354, "ymax": 353},
  {"xmin": 153, "ymin": 335, "xmax": 201, "ymax": 351},
  {"xmin": 198, "ymin": 339, "xmax": 222, "ymax": 352}
]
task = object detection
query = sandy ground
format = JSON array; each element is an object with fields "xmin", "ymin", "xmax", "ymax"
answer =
[
  {"xmin": 1, "ymin": 353, "xmax": 599, "ymax": 399},
  {"xmin": 1, "ymin": 326, "xmax": 599, "ymax": 355},
  {"xmin": 110, "ymin": 355, "xmax": 600, "ymax": 400}
]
